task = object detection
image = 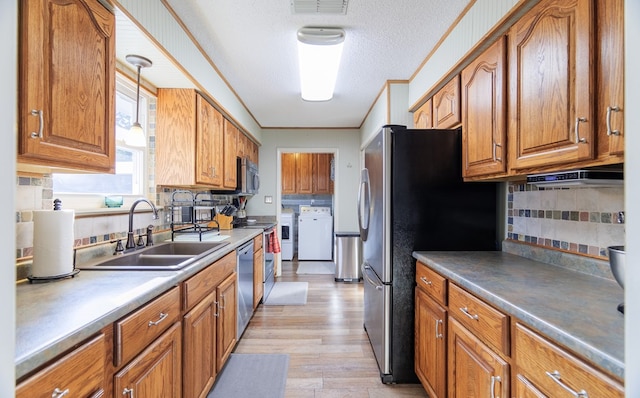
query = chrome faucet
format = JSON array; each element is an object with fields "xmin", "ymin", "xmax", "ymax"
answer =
[{"xmin": 126, "ymin": 198, "xmax": 159, "ymax": 250}]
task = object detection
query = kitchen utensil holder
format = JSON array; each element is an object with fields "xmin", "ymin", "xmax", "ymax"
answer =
[{"xmin": 214, "ymin": 214, "xmax": 233, "ymax": 230}]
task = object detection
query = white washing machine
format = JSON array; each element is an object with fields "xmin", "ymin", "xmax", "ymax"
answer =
[
  {"xmin": 280, "ymin": 209, "xmax": 295, "ymax": 261},
  {"xmin": 298, "ymin": 206, "xmax": 333, "ymax": 260}
]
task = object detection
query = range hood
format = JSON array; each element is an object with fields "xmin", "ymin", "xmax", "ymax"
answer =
[{"xmin": 527, "ymin": 169, "xmax": 624, "ymax": 187}]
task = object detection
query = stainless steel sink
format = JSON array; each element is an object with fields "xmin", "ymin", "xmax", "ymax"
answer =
[{"xmin": 78, "ymin": 241, "xmax": 230, "ymax": 270}]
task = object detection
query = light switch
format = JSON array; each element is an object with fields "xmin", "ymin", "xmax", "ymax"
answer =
[{"xmin": 264, "ymin": 195, "xmax": 273, "ymax": 204}]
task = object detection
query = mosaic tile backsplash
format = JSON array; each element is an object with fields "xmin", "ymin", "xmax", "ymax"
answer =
[{"xmin": 507, "ymin": 182, "xmax": 625, "ymax": 258}]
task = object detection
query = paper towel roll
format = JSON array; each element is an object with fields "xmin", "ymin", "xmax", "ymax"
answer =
[{"xmin": 32, "ymin": 209, "xmax": 75, "ymax": 278}]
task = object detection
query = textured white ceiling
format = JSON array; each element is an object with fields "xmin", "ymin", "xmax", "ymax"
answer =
[{"xmin": 118, "ymin": 1, "xmax": 471, "ymax": 129}]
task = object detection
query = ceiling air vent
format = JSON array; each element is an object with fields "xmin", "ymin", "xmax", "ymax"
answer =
[{"xmin": 291, "ymin": 0, "xmax": 349, "ymax": 14}]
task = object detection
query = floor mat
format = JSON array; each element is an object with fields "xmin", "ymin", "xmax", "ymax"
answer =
[
  {"xmin": 295, "ymin": 261, "xmax": 335, "ymax": 275},
  {"xmin": 263, "ymin": 282, "xmax": 308, "ymax": 305},
  {"xmin": 208, "ymin": 353, "xmax": 289, "ymax": 397}
]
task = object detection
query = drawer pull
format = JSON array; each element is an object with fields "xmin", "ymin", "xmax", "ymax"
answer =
[
  {"xmin": 148, "ymin": 312, "xmax": 168, "ymax": 327},
  {"xmin": 52, "ymin": 387, "xmax": 70, "ymax": 397},
  {"xmin": 545, "ymin": 370, "xmax": 588, "ymax": 397},
  {"xmin": 490, "ymin": 376, "xmax": 501, "ymax": 398},
  {"xmin": 459, "ymin": 307, "xmax": 479, "ymax": 321},
  {"xmin": 123, "ymin": 387, "xmax": 135, "ymax": 397},
  {"xmin": 606, "ymin": 106, "xmax": 621, "ymax": 136},
  {"xmin": 435, "ymin": 319, "xmax": 443, "ymax": 339},
  {"xmin": 420, "ymin": 276, "xmax": 432, "ymax": 286}
]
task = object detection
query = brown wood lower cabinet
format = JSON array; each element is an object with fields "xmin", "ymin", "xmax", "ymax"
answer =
[
  {"xmin": 414, "ymin": 288, "xmax": 447, "ymax": 398},
  {"xmin": 448, "ymin": 317, "xmax": 509, "ymax": 398},
  {"xmin": 114, "ymin": 322, "xmax": 182, "ymax": 398},
  {"xmin": 216, "ymin": 272, "xmax": 237, "ymax": 370},
  {"xmin": 183, "ymin": 292, "xmax": 217, "ymax": 398},
  {"xmin": 514, "ymin": 323, "xmax": 624, "ymax": 397},
  {"xmin": 16, "ymin": 333, "xmax": 106, "ymax": 398},
  {"xmin": 414, "ymin": 261, "xmax": 624, "ymax": 398}
]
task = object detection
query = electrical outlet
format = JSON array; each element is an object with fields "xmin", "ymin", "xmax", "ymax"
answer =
[{"xmin": 264, "ymin": 195, "xmax": 273, "ymax": 204}]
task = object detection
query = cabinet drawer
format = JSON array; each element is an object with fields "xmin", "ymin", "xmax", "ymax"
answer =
[
  {"xmin": 184, "ymin": 251, "xmax": 236, "ymax": 310},
  {"xmin": 254, "ymin": 234, "xmax": 263, "ymax": 250},
  {"xmin": 448, "ymin": 283, "xmax": 509, "ymax": 355},
  {"xmin": 115, "ymin": 286, "xmax": 180, "ymax": 367},
  {"xmin": 515, "ymin": 323, "xmax": 624, "ymax": 398},
  {"xmin": 416, "ymin": 261, "xmax": 447, "ymax": 306},
  {"xmin": 17, "ymin": 333, "xmax": 106, "ymax": 398}
]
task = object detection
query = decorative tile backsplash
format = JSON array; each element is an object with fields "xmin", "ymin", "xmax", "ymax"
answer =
[{"xmin": 507, "ymin": 182, "xmax": 625, "ymax": 258}]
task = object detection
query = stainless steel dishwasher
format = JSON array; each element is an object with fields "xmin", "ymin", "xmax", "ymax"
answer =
[{"xmin": 236, "ymin": 240, "xmax": 254, "ymax": 339}]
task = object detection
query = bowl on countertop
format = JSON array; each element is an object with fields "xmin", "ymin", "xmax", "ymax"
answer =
[{"xmin": 608, "ymin": 246, "xmax": 625, "ymax": 289}]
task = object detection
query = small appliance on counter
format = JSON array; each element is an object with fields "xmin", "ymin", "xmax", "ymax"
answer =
[{"xmin": 608, "ymin": 245, "xmax": 626, "ymax": 314}]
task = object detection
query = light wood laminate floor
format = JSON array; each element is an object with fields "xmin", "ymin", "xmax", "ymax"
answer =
[{"xmin": 234, "ymin": 260, "xmax": 428, "ymax": 398}]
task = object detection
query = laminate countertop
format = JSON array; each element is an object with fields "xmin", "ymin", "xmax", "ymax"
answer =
[
  {"xmin": 15, "ymin": 227, "xmax": 265, "ymax": 380},
  {"xmin": 412, "ymin": 250, "xmax": 624, "ymax": 380}
]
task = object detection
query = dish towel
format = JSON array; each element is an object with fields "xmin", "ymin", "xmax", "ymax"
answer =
[{"xmin": 268, "ymin": 228, "xmax": 281, "ymax": 254}]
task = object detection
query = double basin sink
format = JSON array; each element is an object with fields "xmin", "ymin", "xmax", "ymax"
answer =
[{"xmin": 78, "ymin": 241, "xmax": 230, "ymax": 271}]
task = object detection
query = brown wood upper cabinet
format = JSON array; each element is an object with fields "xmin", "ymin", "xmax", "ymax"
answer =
[
  {"xmin": 461, "ymin": 37, "xmax": 507, "ymax": 179},
  {"xmin": 595, "ymin": 0, "xmax": 624, "ymax": 160},
  {"xmin": 156, "ymin": 89, "xmax": 235, "ymax": 189},
  {"xmin": 508, "ymin": 0, "xmax": 594, "ymax": 171},
  {"xmin": 433, "ymin": 75, "xmax": 461, "ymax": 129},
  {"xmin": 18, "ymin": 0, "xmax": 115, "ymax": 173},
  {"xmin": 282, "ymin": 153, "xmax": 333, "ymax": 194},
  {"xmin": 413, "ymin": 98, "xmax": 433, "ymax": 129},
  {"xmin": 223, "ymin": 120, "xmax": 238, "ymax": 189}
]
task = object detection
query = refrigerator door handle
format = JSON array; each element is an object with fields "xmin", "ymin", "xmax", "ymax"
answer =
[
  {"xmin": 357, "ymin": 168, "xmax": 371, "ymax": 241},
  {"xmin": 361, "ymin": 262, "xmax": 383, "ymax": 290}
]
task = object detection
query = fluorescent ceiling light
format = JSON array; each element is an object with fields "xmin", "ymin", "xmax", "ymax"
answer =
[{"xmin": 297, "ymin": 27, "xmax": 345, "ymax": 101}]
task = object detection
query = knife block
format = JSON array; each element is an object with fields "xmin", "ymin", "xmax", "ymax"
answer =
[{"xmin": 214, "ymin": 214, "xmax": 233, "ymax": 230}]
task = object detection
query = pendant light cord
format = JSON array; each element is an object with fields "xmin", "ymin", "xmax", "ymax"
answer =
[{"xmin": 134, "ymin": 65, "xmax": 141, "ymax": 126}]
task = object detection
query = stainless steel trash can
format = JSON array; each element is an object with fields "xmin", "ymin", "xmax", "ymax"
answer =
[{"xmin": 334, "ymin": 232, "xmax": 362, "ymax": 282}]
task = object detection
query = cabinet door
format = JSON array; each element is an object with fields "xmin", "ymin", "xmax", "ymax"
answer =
[
  {"xmin": 196, "ymin": 95, "xmax": 224, "ymax": 187},
  {"xmin": 595, "ymin": 0, "xmax": 624, "ymax": 158},
  {"xmin": 223, "ymin": 120, "xmax": 238, "ymax": 189},
  {"xmin": 16, "ymin": 334, "xmax": 106, "ymax": 398},
  {"xmin": 433, "ymin": 75, "xmax": 461, "ymax": 129},
  {"xmin": 414, "ymin": 99, "xmax": 433, "ymax": 129},
  {"xmin": 461, "ymin": 37, "xmax": 507, "ymax": 178},
  {"xmin": 415, "ymin": 289, "xmax": 447, "ymax": 398},
  {"xmin": 18, "ymin": 0, "xmax": 115, "ymax": 172},
  {"xmin": 115, "ymin": 322, "xmax": 182, "ymax": 398},
  {"xmin": 448, "ymin": 317, "xmax": 509, "ymax": 398},
  {"xmin": 183, "ymin": 292, "xmax": 217, "ymax": 398},
  {"xmin": 508, "ymin": 0, "xmax": 593, "ymax": 171},
  {"xmin": 296, "ymin": 153, "xmax": 313, "ymax": 194},
  {"xmin": 217, "ymin": 272, "xmax": 237, "ymax": 370},
  {"xmin": 253, "ymin": 247, "xmax": 264, "ymax": 309},
  {"xmin": 313, "ymin": 153, "xmax": 333, "ymax": 194},
  {"xmin": 281, "ymin": 153, "xmax": 297, "ymax": 194}
]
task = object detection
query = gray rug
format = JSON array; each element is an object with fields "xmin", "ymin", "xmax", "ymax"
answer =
[
  {"xmin": 263, "ymin": 282, "xmax": 308, "ymax": 305},
  {"xmin": 208, "ymin": 353, "xmax": 289, "ymax": 397},
  {"xmin": 296, "ymin": 261, "xmax": 335, "ymax": 275}
]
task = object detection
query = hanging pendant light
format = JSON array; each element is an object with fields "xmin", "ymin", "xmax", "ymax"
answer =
[{"xmin": 125, "ymin": 54, "xmax": 152, "ymax": 147}]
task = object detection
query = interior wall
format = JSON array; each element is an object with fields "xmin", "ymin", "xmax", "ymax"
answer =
[
  {"xmin": 245, "ymin": 129, "xmax": 361, "ymax": 233},
  {"xmin": 2, "ymin": 0, "xmax": 16, "ymax": 391}
]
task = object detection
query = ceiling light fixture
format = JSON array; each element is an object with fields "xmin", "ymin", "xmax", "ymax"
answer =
[
  {"xmin": 297, "ymin": 27, "xmax": 345, "ymax": 101},
  {"xmin": 125, "ymin": 54, "xmax": 152, "ymax": 147}
]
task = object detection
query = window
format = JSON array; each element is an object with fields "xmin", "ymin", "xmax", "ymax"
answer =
[{"xmin": 53, "ymin": 73, "xmax": 152, "ymax": 200}]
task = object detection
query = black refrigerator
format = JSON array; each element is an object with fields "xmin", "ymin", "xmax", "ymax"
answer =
[{"xmin": 357, "ymin": 125, "xmax": 498, "ymax": 384}]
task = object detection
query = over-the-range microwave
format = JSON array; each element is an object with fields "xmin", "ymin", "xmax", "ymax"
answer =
[{"xmin": 213, "ymin": 157, "xmax": 259, "ymax": 195}]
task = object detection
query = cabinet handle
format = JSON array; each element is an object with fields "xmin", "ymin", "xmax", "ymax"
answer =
[
  {"xmin": 214, "ymin": 300, "xmax": 220, "ymax": 317},
  {"xmin": 122, "ymin": 387, "xmax": 134, "ymax": 397},
  {"xmin": 219, "ymin": 294, "xmax": 226, "ymax": 309},
  {"xmin": 492, "ymin": 141, "xmax": 502, "ymax": 162},
  {"xmin": 148, "ymin": 312, "xmax": 168, "ymax": 327},
  {"xmin": 30, "ymin": 109, "xmax": 43, "ymax": 139},
  {"xmin": 420, "ymin": 276, "xmax": 432, "ymax": 286},
  {"xmin": 606, "ymin": 106, "xmax": 621, "ymax": 136},
  {"xmin": 574, "ymin": 117, "xmax": 588, "ymax": 143},
  {"xmin": 52, "ymin": 387, "xmax": 70, "ymax": 397},
  {"xmin": 435, "ymin": 319, "xmax": 443, "ymax": 339},
  {"xmin": 490, "ymin": 375, "xmax": 501, "ymax": 398},
  {"xmin": 545, "ymin": 370, "xmax": 588, "ymax": 397},
  {"xmin": 459, "ymin": 307, "xmax": 479, "ymax": 321}
]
